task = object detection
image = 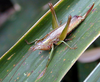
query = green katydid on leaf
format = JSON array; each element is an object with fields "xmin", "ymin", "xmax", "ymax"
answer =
[{"xmin": 0, "ymin": 0, "xmax": 100, "ymax": 82}]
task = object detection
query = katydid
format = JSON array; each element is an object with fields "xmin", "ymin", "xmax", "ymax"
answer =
[{"xmin": 9, "ymin": 3, "xmax": 94, "ymax": 81}]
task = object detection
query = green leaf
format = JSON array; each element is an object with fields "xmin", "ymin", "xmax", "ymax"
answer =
[
  {"xmin": 84, "ymin": 63, "xmax": 100, "ymax": 82},
  {"xmin": 0, "ymin": 0, "xmax": 100, "ymax": 82}
]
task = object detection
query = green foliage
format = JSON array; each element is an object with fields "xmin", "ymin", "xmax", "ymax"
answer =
[
  {"xmin": 84, "ymin": 63, "xmax": 100, "ymax": 82},
  {"xmin": 0, "ymin": 0, "xmax": 100, "ymax": 82}
]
